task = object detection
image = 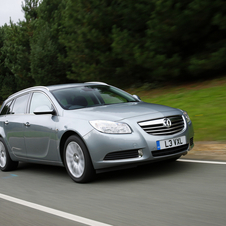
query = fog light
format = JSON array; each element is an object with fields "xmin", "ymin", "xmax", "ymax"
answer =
[{"xmin": 138, "ymin": 149, "xmax": 143, "ymax": 158}]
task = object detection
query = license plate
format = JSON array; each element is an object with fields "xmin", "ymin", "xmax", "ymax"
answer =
[{"xmin": 156, "ymin": 136, "xmax": 186, "ymax": 150}]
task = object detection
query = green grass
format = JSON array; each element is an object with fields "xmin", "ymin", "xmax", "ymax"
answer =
[
  {"xmin": 127, "ymin": 77, "xmax": 226, "ymax": 141},
  {"xmin": 1, "ymin": 78, "xmax": 225, "ymax": 141}
]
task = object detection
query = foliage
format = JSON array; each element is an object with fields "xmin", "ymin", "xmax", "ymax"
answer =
[
  {"xmin": 129, "ymin": 77, "xmax": 226, "ymax": 141},
  {"xmin": 0, "ymin": 26, "xmax": 17, "ymax": 101},
  {"xmin": 61, "ymin": 0, "xmax": 226, "ymax": 86},
  {"xmin": 1, "ymin": 0, "xmax": 226, "ymax": 96},
  {"xmin": 30, "ymin": 0, "xmax": 69, "ymax": 85},
  {"xmin": 61, "ymin": 0, "xmax": 153, "ymax": 86},
  {"xmin": 0, "ymin": 0, "xmax": 39, "ymax": 92},
  {"xmin": 0, "ymin": 0, "xmax": 226, "ymax": 141}
]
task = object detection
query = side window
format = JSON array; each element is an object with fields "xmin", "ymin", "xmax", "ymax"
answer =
[
  {"xmin": 12, "ymin": 94, "xmax": 29, "ymax": 114},
  {"xmin": 29, "ymin": 92, "xmax": 52, "ymax": 113},
  {"xmin": 0, "ymin": 100, "xmax": 13, "ymax": 115}
]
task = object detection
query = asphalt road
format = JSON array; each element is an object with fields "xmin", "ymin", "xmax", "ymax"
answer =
[{"xmin": 0, "ymin": 160, "xmax": 226, "ymax": 226}]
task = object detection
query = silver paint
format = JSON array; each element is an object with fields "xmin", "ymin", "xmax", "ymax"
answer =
[{"xmin": 0, "ymin": 83, "xmax": 194, "ymax": 173}]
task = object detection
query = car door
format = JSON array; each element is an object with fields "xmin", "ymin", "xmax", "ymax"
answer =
[
  {"xmin": 24, "ymin": 92, "xmax": 59, "ymax": 161},
  {"xmin": 3, "ymin": 94, "xmax": 30, "ymax": 157}
]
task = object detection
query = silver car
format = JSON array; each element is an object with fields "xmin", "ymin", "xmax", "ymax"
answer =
[{"xmin": 0, "ymin": 82, "xmax": 194, "ymax": 183}]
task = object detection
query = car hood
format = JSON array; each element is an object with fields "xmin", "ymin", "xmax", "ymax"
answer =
[{"xmin": 64, "ymin": 102, "xmax": 182, "ymax": 121}]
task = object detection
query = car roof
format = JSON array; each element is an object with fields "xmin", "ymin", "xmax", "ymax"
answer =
[
  {"xmin": 46, "ymin": 82, "xmax": 108, "ymax": 91},
  {"xmin": 6, "ymin": 82, "xmax": 108, "ymax": 100},
  {"xmin": 47, "ymin": 83, "xmax": 86, "ymax": 91}
]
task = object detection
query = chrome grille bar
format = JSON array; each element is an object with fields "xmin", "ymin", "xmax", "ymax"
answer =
[{"xmin": 138, "ymin": 115, "xmax": 185, "ymax": 136}]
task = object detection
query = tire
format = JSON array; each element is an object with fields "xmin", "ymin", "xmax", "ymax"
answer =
[
  {"xmin": 63, "ymin": 135, "xmax": 95, "ymax": 183},
  {"xmin": 0, "ymin": 138, "xmax": 18, "ymax": 171}
]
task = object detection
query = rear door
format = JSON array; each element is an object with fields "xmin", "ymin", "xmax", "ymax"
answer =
[{"xmin": 3, "ymin": 94, "xmax": 30, "ymax": 157}]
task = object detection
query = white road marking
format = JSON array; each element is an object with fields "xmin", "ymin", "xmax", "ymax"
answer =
[
  {"xmin": 178, "ymin": 159, "xmax": 226, "ymax": 165},
  {"xmin": 1, "ymin": 160, "xmax": 224, "ymax": 225},
  {"xmin": 0, "ymin": 193, "xmax": 112, "ymax": 226}
]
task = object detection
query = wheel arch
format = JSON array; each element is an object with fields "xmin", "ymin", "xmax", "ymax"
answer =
[
  {"xmin": 0, "ymin": 127, "xmax": 6, "ymax": 139},
  {"xmin": 59, "ymin": 130, "xmax": 92, "ymax": 166}
]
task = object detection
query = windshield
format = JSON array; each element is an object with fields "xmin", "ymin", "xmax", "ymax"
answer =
[{"xmin": 51, "ymin": 85, "xmax": 138, "ymax": 110}]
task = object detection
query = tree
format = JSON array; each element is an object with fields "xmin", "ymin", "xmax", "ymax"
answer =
[
  {"xmin": 1, "ymin": 0, "xmax": 39, "ymax": 91},
  {"xmin": 62, "ymin": 0, "xmax": 226, "ymax": 86},
  {"xmin": 30, "ymin": 0, "xmax": 69, "ymax": 85},
  {"xmin": 2, "ymin": 0, "xmax": 226, "ymax": 93},
  {"xmin": 61, "ymin": 0, "xmax": 130, "ymax": 85},
  {"xmin": 137, "ymin": 0, "xmax": 226, "ymax": 80},
  {"xmin": 0, "ymin": 26, "xmax": 16, "ymax": 101}
]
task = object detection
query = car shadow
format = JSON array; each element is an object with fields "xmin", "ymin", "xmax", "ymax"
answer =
[
  {"xmin": 15, "ymin": 160, "xmax": 194, "ymax": 184},
  {"xmin": 94, "ymin": 160, "xmax": 193, "ymax": 183},
  {"xmin": 17, "ymin": 162, "xmax": 68, "ymax": 177}
]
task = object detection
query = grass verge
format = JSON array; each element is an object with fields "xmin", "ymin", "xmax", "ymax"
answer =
[{"xmin": 127, "ymin": 77, "xmax": 226, "ymax": 141}]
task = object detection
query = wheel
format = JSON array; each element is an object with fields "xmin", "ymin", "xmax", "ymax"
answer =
[
  {"xmin": 63, "ymin": 135, "xmax": 95, "ymax": 183},
  {"xmin": 0, "ymin": 138, "xmax": 18, "ymax": 171}
]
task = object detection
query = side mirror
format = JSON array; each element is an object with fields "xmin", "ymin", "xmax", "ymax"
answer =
[
  {"xmin": 132, "ymin": 95, "xmax": 141, "ymax": 101},
  {"xmin": 33, "ymin": 105, "xmax": 56, "ymax": 115}
]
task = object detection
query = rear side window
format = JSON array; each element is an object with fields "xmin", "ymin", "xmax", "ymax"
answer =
[
  {"xmin": 0, "ymin": 100, "xmax": 13, "ymax": 115},
  {"xmin": 12, "ymin": 94, "xmax": 30, "ymax": 114}
]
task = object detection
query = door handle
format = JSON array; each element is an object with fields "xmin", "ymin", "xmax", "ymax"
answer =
[
  {"xmin": 24, "ymin": 122, "xmax": 30, "ymax": 127},
  {"xmin": 4, "ymin": 120, "xmax": 9, "ymax": 125}
]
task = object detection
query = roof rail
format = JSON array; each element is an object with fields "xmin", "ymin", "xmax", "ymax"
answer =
[
  {"xmin": 8, "ymin": 86, "xmax": 49, "ymax": 99},
  {"xmin": 85, "ymin": 81, "xmax": 108, "ymax": 85}
]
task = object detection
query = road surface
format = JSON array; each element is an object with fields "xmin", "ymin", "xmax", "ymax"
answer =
[{"xmin": 0, "ymin": 160, "xmax": 225, "ymax": 226}]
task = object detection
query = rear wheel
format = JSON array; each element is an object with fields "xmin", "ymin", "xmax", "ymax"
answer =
[
  {"xmin": 64, "ymin": 135, "xmax": 95, "ymax": 183},
  {"xmin": 0, "ymin": 138, "xmax": 18, "ymax": 171}
]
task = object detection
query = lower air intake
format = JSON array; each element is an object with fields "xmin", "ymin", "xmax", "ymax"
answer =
[
  {"xmin": 104, "ymin": 149, "xmax": 139, "ymax": 161},
  {"xmin": 152, "ymin": 144, "xmax": 189, "ymax": 157}
]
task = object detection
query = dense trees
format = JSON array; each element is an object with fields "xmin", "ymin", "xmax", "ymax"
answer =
[
  {"xmin": 0, "ymin": 0, "xmax": 226, "ymax": 98},
  {"xmin": 0, "ymin": 0, "xmax": 38, "ymax": 99},
  {"xmin": 30, "ymin": 0, "xmax": 69, "ymax": 85},
  {"xmin": 62, "ymin": 0, "xmax": 226, "ymax": 86},
  {"xmin": 0, "ymin": 26, "xmax": 16, "ymax": 102}
]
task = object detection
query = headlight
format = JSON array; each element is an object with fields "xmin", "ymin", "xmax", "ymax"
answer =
[
  {"xmin": 182, "ymin": 110, "xmax": 191, "ymax": 123},
  {"xmin": 89, "ymin": 120, "xmax": 132, "ymax": 134}
]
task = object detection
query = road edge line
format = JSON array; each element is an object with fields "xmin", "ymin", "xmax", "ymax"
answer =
[{"xmin": 178, "ymin": 159, "xmax": 226, "ymax": 164}]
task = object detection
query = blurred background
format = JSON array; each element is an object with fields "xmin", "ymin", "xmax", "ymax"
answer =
[{"xmin": 0, "ymin": 0, "xmax": 225, "ymax": 141}]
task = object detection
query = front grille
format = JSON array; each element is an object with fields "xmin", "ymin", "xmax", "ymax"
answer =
[
  {"xmin": 138, "ymin": 115, "xmax": 184, "ymax": 136},
  {"xmin": 104, "ymin": 150, "xmax": 139, "ymax": 161},
  {"xmin": 152, "ymin": 144, "xmax": 189, "ymax": 157}
]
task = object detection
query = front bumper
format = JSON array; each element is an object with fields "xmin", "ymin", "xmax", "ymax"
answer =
[{"xmin": 83, "ymin": 117, "xmax": 194, "ymax": 171}]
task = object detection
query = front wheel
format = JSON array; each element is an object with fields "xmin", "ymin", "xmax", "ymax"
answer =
[
  {"xmin": 0, "ymin": 138, "xmax": 18, "ymax": 171},
  {"xmin": 63, "ymin": 135, "xmax": 95, "ymax": 183}
]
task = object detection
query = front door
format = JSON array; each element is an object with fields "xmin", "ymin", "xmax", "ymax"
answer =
[{"xmin": 24, "ymin": 92, "xmax": 59, "ymax": 161}]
